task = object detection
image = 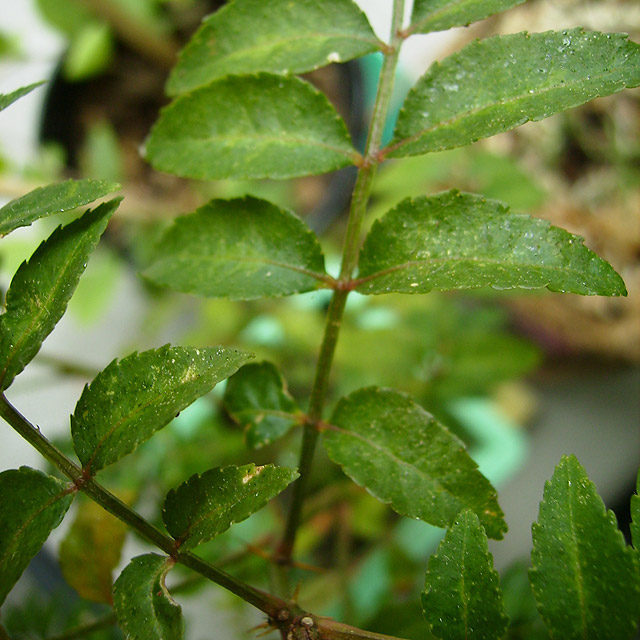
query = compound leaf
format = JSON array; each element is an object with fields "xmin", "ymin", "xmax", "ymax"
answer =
[
  {"xmin": 422, "ymin": 509, "xmax": 509, "ymax": 640},
  {"xmin": 224, "ymin": 361, "xmax": 302, "ymax": 448},
  {"xmin": 113, "ymin": 554, "xmax": 183, "ymax": 640},
  {"xmin": 0, "ymin": 81, "xmax": 44, "ymax": 112},
  {"xmin": 0, "ymin": 467, "xmax": 74, "ymax": 606},
  {"xmin": 72, "ymin": 345, "xmax": 251, "ymax": 474},
  {"xmin": 0, "ymin": 199, "xmax": 120, "ymax": 391},
  {"xmin": 530, "ymin": 455, "xmax": 640, "ymax": 640},
  {"xmin": 144, "ymin": 197, "xmax": 329, "ymax": 300},
  {"xmin": 387, "ymin": 30, "xmax": 640, "ymax": 158},
  {"xmin": 162, "ymin": 464, "xmax": 298, "ymax": 551},
  {"xmin": 324, "ymin": 387, "xmax": 506, "ymax": 539},
  {"xmin": 632, "ymin": 471, "xmax": 640, "ymax": 550},
  {"xmin": 356, "ymin": 191, "xmax": 625, "ymax": 296},
  {"xmin": 145, "ymin": 74, "xmax": 360, "ymax": 180},
  {"xmin": 167, "ymin": 0, "xmax": 380, "ymax": 95},
  {"xmin": 0, "ymin": 179, "xmax": 120, "ymax": 237}
]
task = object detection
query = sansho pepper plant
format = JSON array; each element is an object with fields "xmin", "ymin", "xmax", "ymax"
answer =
[{"xmin": 1, "ymin": 1, "xmax": 640, "ymax": 639}]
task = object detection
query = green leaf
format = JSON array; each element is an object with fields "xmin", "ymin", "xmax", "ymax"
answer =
[
  {"xmin": 0, "ymin": 199, "xmax": 120, "ymax": 391},
  {"xmin": 162, "ymin": 464, "xmax": 298, "ymax": 551},
  {"xmin": 356, "ymin": 190, "xmax": 626, "ymax": 296},
  {"xmin": 0, "ymin": 82, "xmax": 44, "ymax": 112},
  {"xmin": 0, "ymin": 178, "xmax": 120, "ymax": 237},
  {"xmin": 113, "ymin": 553, "xmax": 183, "ymax": 640},
  {"xmin": 422, "ymin": 509, "xmax": 509, "ymax": 640},
  {"xmin": 324, "ymin": 387, "xmax": 506, "ymax": 539},
  {"xmin": 387, "ymin": 30, "xmax": 640, "ymax": 158},
  {"xmin": 144, "ymin": 197, "xmax": 329, "ymax": 300},
  {"xmin": 529, "ymin": 455, "xmax": 640, "ymax": 640},
  {"xmin": 167, "ymin": 0, "xmax": 380, "ymax": 95},
  {"xmin": 71, "ymin": 345, "xmax": 252, "ymax": 474},
  {"xmin": 410, "ymin": 0, "xmax": 524, "ymax": 35},
  {"xmin": 0, "ymin": 467, "xmax": 74, "ymax": 606},
  {"xmin": 224, "ymin": 362, "xmax": 302, "ymax": 448},
  {"xmin": 632, "ymin": 471, "xmax": 640, "ymax": 550},
  {"xmin": 145, "ymin": 74, "xmax": 360, "ymax": 180}
]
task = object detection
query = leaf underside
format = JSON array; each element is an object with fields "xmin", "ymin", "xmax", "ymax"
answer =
[
  {"xmin": 324, "ymin": 387, "xmax": 506, "ymax": 539},
  {"xmin": 356, "ymin": 190, "xmax": 626, "ymax": 296},
  {"xmin": 0, "ymin": 81, "xmax": 44, "ymax": 112}
]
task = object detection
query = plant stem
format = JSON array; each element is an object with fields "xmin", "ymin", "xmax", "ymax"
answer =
[
  {"xmin": 276, "ymin": 0, "xmax": 405, "ymax": 571},
  {"xmin": 46, "ymin": 612, "xmax": 117, "ymax": 640}
]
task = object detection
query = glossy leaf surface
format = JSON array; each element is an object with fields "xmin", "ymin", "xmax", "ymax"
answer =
[
  {"xmin": 72, "ymin": 345, "xmax": 251, "ymax": 474},
  {"xmin": 632, "ymin": 471, "xmax": 640, "ymax": 550},
  {"xmin": 163, "ymin": 464, "xmax": 298, "ymax": 551},
  {"xmin": 113, "ymin": 554, "xmax": 183, "ymax": 640},
  {"xmin": 146, "ymin": 74, "xmax": 360, "ymax": 180},
  {"xmin": 0, "ymin": 81, "xmax": 43, "ymax": 112},
  {"xmin": 324, "ymin": 387, "xmax": 506, "ymax": 539},
  {"xmin": 422, "ymin": 509, "xmax": 509, "ymax": 640},
  {"xmin": 356, "ymin": 191, "xmax": 625, "ymax": 296},
  {"xmin": 224, "ymin": 362, "xmax": 301, "ymax": 448},
  {"xmin": 0, "ymin": 179, "xmax": 120, "ymax": 236},
  {"xmin": 144, "ymin": 197, "xmax": 328, "ymax": 300},
  {"xmin": 388, "ymin": 30, "xmax": 640, "ymax": 158},
  {"xmin": 0, "ymin": 467, "xmax": 73, "ymax": 605},
  {"xmin": 0, "ymin": 199, "xmax": 119, "ymax": 391},
  {"xmin": 167, "ymin": 0, "xmax": 380, "ymax": 95},
  {"xmin": 530, "ymin": 455, "xmax": 640, "ymax": 640}
]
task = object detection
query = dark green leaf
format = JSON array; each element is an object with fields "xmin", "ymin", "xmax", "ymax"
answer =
[
  {"xmin": 113, "ymin": 553, "xmax": 183, "ymax": 640},
  {"xmin": 144, "ymin": 197, "xmax": 329, "ymax": 300},
  {"xmin": 167, "ymin": 0, "xmax": 380, "ymax": 95},
  {"xmin": 0, "ymin": 178, "xmax": 120, "ymax": 236},
  {"xmin": 530, "ymin": 455, "xmax": 640, "ymax": 640},
  {"xmin": 356, "ymin": 190, "xmax": 626, "ymax": 296},
  {"xmin": 0, "ymin": 82, "xmax": 44, "ymax": 112},
  {"xmin": 632, "ymin": 471, "xmax": 640, "ymax": 550},
  {"xmin": 324, "ymin": 387, "xmax": 506, "ymax": 539},
  {"xmin": 0, "ymin": 199, "xmax": 120, "ymax": 391},
  {"xmin": 162, "ymin": 464, "xmax": 298, "ymax": 551},
  {"xmin": 224, "ymin": 362, "xmax": 302, "ymax": 448},
  {"xmin": 0, "ymin": 467, "xmax": 74, "ymax": 606},
  {"xmin": 145, "ymin": 74, "xmax": 360, "ymax": 180},
  {"xmin": 387, "ymin": 30, "xmax": 640, "ymax": 158},
  {"xmin": 410, "ymin": 0, "xmax": 524, "ymax": 35},
  {"xmin": 72, "ymin": 345, "xmax": 252, "ymax": 474},
  {"xmin": 422, "ymin": 509, "xmax": 509, "ymax": 640}
]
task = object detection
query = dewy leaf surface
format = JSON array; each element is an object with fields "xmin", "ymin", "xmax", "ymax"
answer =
[
  {"xmin": 0, "ymin": 199, "xmax": 120, "ymax": 391},
  {"xmin": 324, "ymin": 387, "xmax": 506, "ymax": 539},
  {"xmin": 422, "ymin": 509, "xmax": 509, "ymax": 640},
  {"xmin": 356, "ymin": 190, "xmax": 626, "ymax": 296},
  {"xmin": 529, "ymin": 455, "xmax": 640, "ymax": 640},
  {"xmin": 0, "ymin": 467, "xmax": 74, "ymax": 606},
  {"xmin": 409, "ymin": 0, "xmax": 524, "ymax": 36},
  {"xmin": 163, "ymin": 464, "xmax": 298, "ymax": 551},
  {"xmin": 113, "ymin": 553, "xmax": 183, "ymax": 640},
  {"xmin": 167, "ymin": 0, "xmax": 380, "ymax": 95},
  {"xmin": 387, "ymin": 30, "xmax": 640, "ymax": 158},
  {"xmin": 224, "ymin": 362, "xmax": 302, "ymax": 448},
  {"xmin": 0, "ymin": 178, "xmax": 120, "ymax": 236},
  {"xmin": 144, "ymin": 197, "xmax": 329, "ymax": 300},
  {"xmin": 72, "ymin": 345, "xmax": 251, "ymax": 474},
  {"xmin": 145, "ymin": 74, "xmax": 360, "ymax": 180},
  {"xmin": 0, "ymin": 81, "xmax": 44, "ymax": 112}
]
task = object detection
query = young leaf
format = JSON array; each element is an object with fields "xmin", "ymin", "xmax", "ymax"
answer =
[
  {"xmin": 72, "ymin": 345, "xmax": 252, "ymax": 475},
  {"xmin": 223, "ymin": 361, "xmax": 302, "ymax": 448},
  {"xmin": 422, "ymin": 509, "xmax": 509, "ymax": 640},
  {"xmin": 0, "ymin": 467, "xmax": 74, "ymax": 606},
  {"xmin": 0, "ymin": 178, "xmax": 120, "ymax": 236},
  {"xmin": 356, "ymin": 191, "xmax": 626, "ymax": 296},
  {"xmin": 323, "ymin": 387, "xmax": 506, "ymax": 539},
  {"xmin": 145, "ymin": 74, "xmax": 361, "ymax": 180},
  {"xmin": 143, "ymin": 197, "xmax": 329, "ymax": 300},
  {"xmin": 387, "ymin": 30, "xmax": 640, "ymax": 158},
  {"xmin": 0, "ymin": 81, "xmax": 44, "ymax": 112},
  {"xmin": 409, "ymin": 0, "xmax": 524, "ymax": 36},
  {"xmin": 167, "ymin": 0, "xmax": 381, "ymax": 95},
  {"xmin": 162, "ymin": 464, "xmax": 298, "ymax": 551},
  {"xmin": 530, "ymin": 455, "xmax": 640, "ymax": 640},
  {"xmin": 0, "ymin": 199, "xmax": 120, "ymax": 391},
  {"xmin": 113, "ymin": 554, "xmax": 183, "ymax": 640},
  {"xmin": 631, "ymin": 471, "xmax": 640, "ymax": 550}
]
